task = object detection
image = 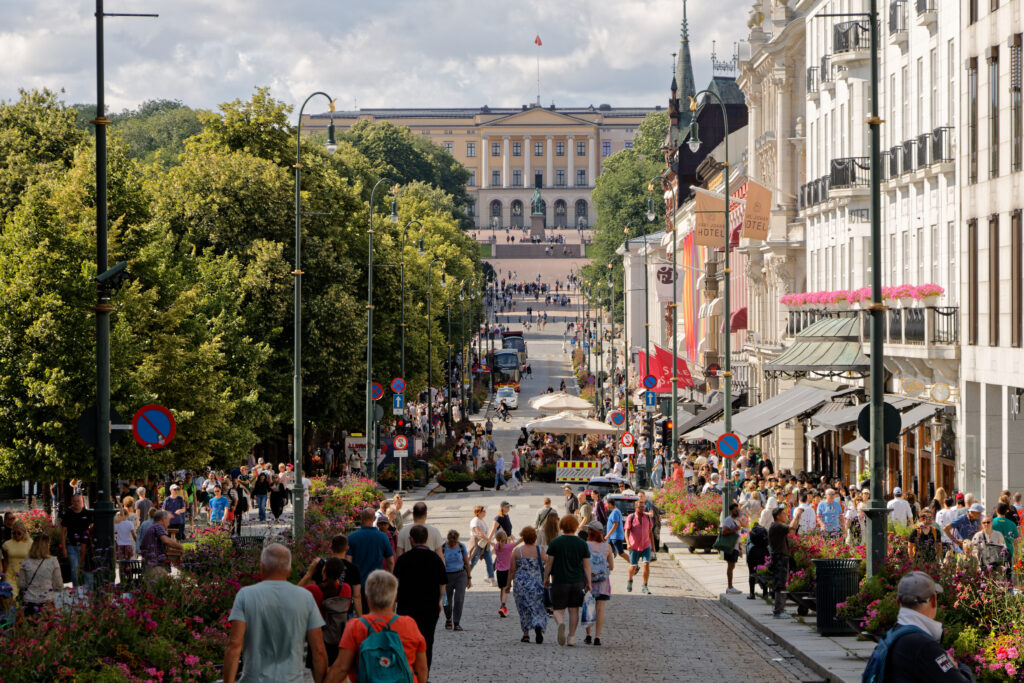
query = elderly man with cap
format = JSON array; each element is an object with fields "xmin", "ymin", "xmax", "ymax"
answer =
[
  {"xmin": 563, "ymin": 485, "xmax": 579, "ymax": 516},
  {"xmin": 944, "ymin": 503, "xmax": 985, "ymax": 551},
  {"xmin": 886, "ymin": 487, "xmax": 914, "ymax": 527},
  {"xmin": 865, "ymin": 571, "xmax": 971, "ymax": 682}
]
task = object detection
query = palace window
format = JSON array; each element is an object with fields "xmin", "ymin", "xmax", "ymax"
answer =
[
  {"xmin": 466, "ymin": 142, "xmax": 476, "ymax": 157},
  {"xmin": 555, "ymin": 141, "xmax": 565, "ymax": 156},
  {"xmin": 512, "ymin": 141, "xmax": 522, "ymax": 157}
]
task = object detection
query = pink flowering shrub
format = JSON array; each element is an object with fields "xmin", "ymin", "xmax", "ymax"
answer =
[
  {"xmin": 654, "ymin": 479, "xmax": 721, "ymax": 535},
  {"xmin": 915, "ymin": 283, "xmax": 945, "ymax": 299}
]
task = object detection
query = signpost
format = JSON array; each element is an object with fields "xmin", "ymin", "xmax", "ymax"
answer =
[
  {"xmin": 371, "ymin": 382, "xmax": 384, "ymax": 401},
  {"xmin": 644, "ymin": 390, "xmax": 657, "ymax": 413},
  {"xmin": 716, "ymin": 431, "xmax": 742, "ymax": 460},
  {"xmin": 130, "ymin": 404, "xmax": 176, "ymax": 450},
  {"xmin": 392, "ymin": 393, "xmax": 405, "ymax": 416},
  {"xmin": 609, "ymin": 410, "xmax": 625, "ymax": 427},
  {"xmin": 390, "ymin": 378, "xmax": 406, "ymax": 394},
  {"xmin": 858, "ymin": 404, "xmax": 901, "ymax": 444},
  {"xmin": 620, "ymin": 431, "xmax": 635, "ymax": 454},
  {"xmin": 394, "ymin": 435, "xmax": 409, "ymax": 492},
  {"xmin": 642, "ymin": 375, "xmax": 657, "ymax": 389}
]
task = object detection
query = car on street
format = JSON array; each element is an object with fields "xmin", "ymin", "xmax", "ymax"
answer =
[
  {"xmin": 586, "ymin": 474, "xmax": 630, "ymax": 498},
  {"xmin": 496, "ymin": 385, "xmax": 518, "ymax": 409}
]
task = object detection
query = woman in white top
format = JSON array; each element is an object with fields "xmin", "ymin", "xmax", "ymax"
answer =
[
  {"xmin": 468, "ymin": 505, "xmax": 496, "ymax": 585},
  {"xmin": 611, "ymin": 456, "xmax": 624, "ymax": 479},
  {"xmin": 758, "ymin": 496, "xmax": 778, "ymax": 529},
  {"xmin": 17, "ymin": 534, "xmax": 63, "ymax": 616},
  {"xmin": 972, "ymin": 515, "xmax": 1007, "ymax": 567}
]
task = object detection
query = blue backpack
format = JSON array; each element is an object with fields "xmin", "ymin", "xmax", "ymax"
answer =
[
  {"xmin": 357, "ymin": 615, "xmax": 414, "ymax": 683},
  {"xmin": 861, "ymin": 624, "xmax": 925, "ymax": 683}
]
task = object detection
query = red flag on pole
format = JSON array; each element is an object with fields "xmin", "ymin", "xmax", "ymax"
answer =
[
  {"xmin": 654, "ymin": 343, "xmax": 694, "ymax": 388},
  {"xmin": 534, "ymin": 35, "xmax": 542, "ymax": 46}
]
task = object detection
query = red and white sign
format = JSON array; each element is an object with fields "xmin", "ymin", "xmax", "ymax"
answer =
[
  {"xmin": 620, "ymin": 432, "xmax": 635, "ymax": 448},
  {"xmin": 393, "ymin": 435, "xmax": 408, "ymax": 450}
]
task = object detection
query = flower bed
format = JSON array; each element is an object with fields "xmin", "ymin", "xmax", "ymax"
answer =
[
  {"xmin": 0, "ymin": 476, "xmax": 381, "ymax": 682},
  {"xmin": 654, "ymin": 480, "xmax": 721, "ymax": 536}
]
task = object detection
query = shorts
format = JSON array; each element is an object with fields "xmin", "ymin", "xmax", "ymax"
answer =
[
  {"xmin": 594, "ymin": 593, "xmax": 611, "ymax": 601},
  {"xmin": 496, "ymin": 570, "xmax": 509, "ymax": 589},
  {"xmin": 609, "ymin": 539, "xmax": 625, "ymax": 556},
  {"xmin": 629, "ymin": 548, "xmax": 651, "ymax": 566},
  {"xmin": 723, "ymin": 548, "xmax": 739, "ymax": 563},
  {"xmin": 550, "ymin": 581, "xmax": 585, "ymax": 610}
]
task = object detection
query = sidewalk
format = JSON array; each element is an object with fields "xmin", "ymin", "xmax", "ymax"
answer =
[{"xmin": 663, "ymin": 535, "xmax": 874, "ymax": 683}]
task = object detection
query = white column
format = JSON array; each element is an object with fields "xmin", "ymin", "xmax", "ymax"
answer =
[
  {"xmin": 481, "ymin": 136, "xmax": 489, "ymax": 189},
  {"xmin": 567, "ymin": 136, "xmax": 575, "ymax": 187},
  {"xmin": 523, "ymin": 136, "xmax": 532, "ymax": 188},
  {"xmin": 502, "ymin": 136, "xmax": 510, "ymax": 188},
  {"xmin": 588, "ymin": 135, "xmax": 596, "ymax": 183},
  {"xmin": 546, "ymin": 136, "xmax": 553, "ymax": 187}
]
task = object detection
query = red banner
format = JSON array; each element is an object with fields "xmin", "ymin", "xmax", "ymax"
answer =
[{"xmin": 654, "ymin": 343, "xmax": 694, "ymax": 389}]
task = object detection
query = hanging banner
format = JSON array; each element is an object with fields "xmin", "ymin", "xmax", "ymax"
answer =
[
  {"xmin": 653, "ymin": 343, "xmax": 695, "ymax": 390},
  {"xmin": 653, "ymin": 263, "xmax": 680, "ymax": 301},
  {"xmin": 741, "ymin": 179, "xmax": 772, "ymax": 241},
  {"xmin": 694, "ymin": 190, "xmax": 726, "ymax": 248}
]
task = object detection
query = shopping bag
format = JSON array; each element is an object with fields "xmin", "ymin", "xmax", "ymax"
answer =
[{"xmin": 580, "ymin": 591, "xmax": 596, "ymax": 628}]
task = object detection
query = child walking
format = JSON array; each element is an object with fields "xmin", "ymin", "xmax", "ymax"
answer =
[{"xmin": 494, "ymin": 530, "xmax": 516, "ymax": 618}]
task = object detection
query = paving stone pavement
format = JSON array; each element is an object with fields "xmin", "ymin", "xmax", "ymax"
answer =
[{"xmin": 422, "ymin": 485, "xmax": 822, "ymax": 683}]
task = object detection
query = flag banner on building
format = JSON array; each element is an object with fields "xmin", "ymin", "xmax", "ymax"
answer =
[
  {"xmin": 535, "ymin": 35, "xmax": 542, "ymax": 46},
  {"xmin": 729, "ymin": 181, "xmax": 747, "ymax": 232},
  {"xmin": 653, "ymin": 262, "xmax": 681, "ymax": 301},
  {"xmin": 639, "ymin": 349, "xmax": 670, "ymax": 393},
  {"xmin": 654, "ymin": 343, "xmax": 695, "ymax": 389},
  {"xmin": 741, "ymin": 179, "xmax": 772, "ymax": 241},
  {"xmin": 694, "ymin": 189, "xmax": 726, "ymax": 247}
]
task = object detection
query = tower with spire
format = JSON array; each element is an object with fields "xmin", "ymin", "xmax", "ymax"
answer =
[{"xmin": 669, "ymin": 0, "xmax": 698, "ymax": 147}]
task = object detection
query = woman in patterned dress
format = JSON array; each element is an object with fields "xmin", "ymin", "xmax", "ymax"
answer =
[{"xmin": 509, "ymin": 525, "xmax": 548, "ymax": 644}]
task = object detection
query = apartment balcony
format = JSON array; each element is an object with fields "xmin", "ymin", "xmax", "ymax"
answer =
[
  {"xmin": 799, "ymin": 175, "xmax": 831, "ymax": 214},
  {"xmin": 807, "ymin": 66, "xmax": 820, "ymax": 100},
  {"xmin": 785, "ymin": 306, "xmax": 959, "ymax": 360},
  {"xmin": 820, "ymin": 55, "xmax": 836, "ymax": 90},
  {"xmin": 931, "ymin": 126, "xmax": 954, "ymax": 172},
  {"xmin": 888, "ymin": 0, "xmax": 909, "ymax": 45},
  {"xmin": 880, "ymin": 150, "xmax": 893, "ymax": 181},
  {"xmin": 829, "ymin": 157, "xmax": 870, "ymax": 199},
  {"xmin": 915, "ymin": 0, "xmax": 937, "ymax": 27},
  {"xmin": 833, "ymin": 21, "xmax": 871, "ymax": 68},
  {"xmin": 916, "ymin": 132, "xmax": 931, "ymax": 169},
  {"xmin": 901, "ymin": 138, "xmax": 918, "ymax": 174}
]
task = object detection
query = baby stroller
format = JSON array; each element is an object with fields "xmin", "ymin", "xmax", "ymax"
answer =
[{"xmin": 746, "ymin": 523, "xmax": 771, "ymax": 599}]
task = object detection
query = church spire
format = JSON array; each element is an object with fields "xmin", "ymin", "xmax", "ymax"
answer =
[{"xmin": 676, "ymin": 0, "xmax": 697, "ymax": 122}]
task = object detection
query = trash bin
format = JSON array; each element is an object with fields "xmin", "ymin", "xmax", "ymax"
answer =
[{"xmin": 812, "ymin": 558, "xmax": 861, "ymax": 635}]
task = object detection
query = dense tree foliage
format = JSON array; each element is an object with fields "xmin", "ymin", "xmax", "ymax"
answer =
[
  {"xmin": 0, "ymin": 89, "xmax": 480, "ymax": 483},
  {"xmin": 73, "ymin": 98, "xmax": 203, "ymax": 167}
]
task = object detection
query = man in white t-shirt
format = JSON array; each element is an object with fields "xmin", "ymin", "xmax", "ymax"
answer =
[
  {"xmin": 796, "ymin": 491, "xmax": 817, "ymax": 535},
  {"xmin": 396, "ymin": 502, "xmax": 445, "ymax": 558},
  {"xmin": 887, "ymin": 487, "xmax": 914, "ymax": 526}
]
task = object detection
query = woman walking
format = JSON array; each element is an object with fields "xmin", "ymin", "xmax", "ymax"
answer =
[
  {"xmin": 251, "ymin": 472, "xmax": 270, "ymax": 522},
  {"xmin": 442, "ymin": 530, "xmax": 471, "ymax": 631},
  {"xmin": 583, "ymin": 520, "xmax": 613, "ymax": 645},
  {"xmin": 268, "ymin": 475, "xmax": 287, "ymax": 522},
  {"xmin": 469, "ymin": 505, "xmax": 496, "ymax": 585},
  {"xmin": 510, "ymin": 526, "xmax": 547, "ymax": 643},
  {"xmin": 16, "ymin": 533, "xmax": 62, "ymax": 617},
  {"xmin": 540, "ymin": 508, "xmax": 560, "ymax": 547}
]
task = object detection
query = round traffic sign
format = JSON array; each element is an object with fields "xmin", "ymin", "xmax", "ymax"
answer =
[
  {"xmin": 131, "ymin": 404, "xmax": 176, "ymax": 450},
  {"xmin": 643, "ymin": 375, "xmax": 657, "ymax": 389},
  {"xmin": 586, "ymin": 375, "xmax": 596, "ymax": 384},
  {"xmin": 393, "ymin": 435, "xmax": 409, "ymax": 450},
  {"xmin": 371, "ymin": 382, "xmax": 384, "ymax": 401},
  {"xmin": 609, "ymin": 411, "xmax": 625, "ymax": 426},
  {"xmin": 620, "ymin": 432, "xmax": 635, "ymax": 447},
  {"xmin": 390, "ymin": 377, "xmax": 406, "ymax": 394},
  {"xmin": 716, "ymin": 431, "xmax": 742, "ymax": 459}
]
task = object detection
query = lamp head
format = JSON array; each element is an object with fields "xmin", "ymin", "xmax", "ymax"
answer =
[
  {"xmin": 686, "ymin": 119, "xmax": 702, "ymax": 153},
  {"xmin": 646, "ymin": 196, "xmax": 656, "ymax": 222},
  {"xmin": 390, "ymin": 197, "xmax": 399, "ymax": 223},
  {"xmin": 325, "ymin": 119, "xmax": 337, "ymax": 155},
  {"xmin": 417, "ymin": 237, "xmax": 425, "ymax": 255}
]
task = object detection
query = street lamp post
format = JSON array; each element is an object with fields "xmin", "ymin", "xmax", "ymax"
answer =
[
  {"xmin": 459, "ymin": 284, "xmax": 466, "ymax": 421},
  {"xmin": 365, "ymin": 177, "xmax": 397, "ymax": 482},
  {"xmin": 426, "ymin": 259, "xmax": 444, "ymax": 449},
  {"xmin": 400, "ymin": 220, "xmax": 422, "ymax": 383},
  {"xmin": 292, "ymin": 92, "xmax": 337, "ymax": 539}
]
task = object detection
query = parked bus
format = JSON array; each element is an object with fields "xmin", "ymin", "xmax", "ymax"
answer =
[
  {"xmin": 491, "ymin": 349, "xmax": 522, "ymax": 391},
  {"xmin": 501, "ymin": 330, "xmax": 527, "ymax": 365}
]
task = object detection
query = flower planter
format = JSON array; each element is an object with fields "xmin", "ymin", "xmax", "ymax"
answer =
[
  {"xmin": 788, "ymin": 591, "xmax": 817, "ymax": 616},
  {"xmin": 846, "ymin": 619, "xmax": 880, "ymax": 642},
  {"xmin": 475, "ymin": 478, "xmax": 494, "ymax": 490},
  {"xmin": 378, "ymin": 478, "xmax": 399, "ymax": 491},
  {"xmin": 438, "ymin": 480, "xmax": 472, "ymax": 493},
  {"xmin": 921, "ymin": 295, "xmax": 940, "ymax": 307},
  {"xmin": 899, "ymin": 297, "xmax": 914, "ymax": 308},
  {"xmin": 677, "ymin": 534, "xmax": 717, "ymax": 554}
]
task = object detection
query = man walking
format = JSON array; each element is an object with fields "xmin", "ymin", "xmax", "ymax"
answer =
[
  {"xmin": 624, "ymin": 499, "xmax": 655, "ymax": 594},
  {"xmin": 720, "ymin": 502, "xmax": 743, "ymax": 595},
  {"xmin": 816, "ymin": 488, "xmax": 844, "ymax": 536},
  {"xmin": 396, "ymin": 502, "xmax": 444, "ymax": 558},
  {"xmin": 163, "ymin": 484, "xmax": 188, "ymax": 540},
  {"xmin": 887, "ymin": 487, "xmax": 914, "ymax": 527},
  {"xmin": 139, "ymin": 510, "xmax": 184, "ymax": 580},
  {"xmin": 535, "ymin": 497, "xmax": 554, "ymax": 529},
  {"xmin": 135, "ymin": 487, "xmax": 153, "ymax": 524},
  {"xmin": 769, "ymin": 505, "xmax": 802, "ymax": 619},
  {"xmin": 59, "ymin": 494, "xmax": 94, "ymax": 588},
  {"xmin": 604, "ymin": 499, "xmax": 628, "ymax": 562},
  {"xmin": 223, "ymin": 544, "xmax": 327, "ymax": 683},
  {"xmin": 394, "ymin": 525, "xmax": 447, "ymax": 670},
  {"xmin": 346, "ymin": 508, "xmax": 395, "ymax": 612}
]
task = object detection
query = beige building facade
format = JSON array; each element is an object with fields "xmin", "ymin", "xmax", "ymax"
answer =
[{"xmin": 303, "ymin": 104, "xmax": 659, "ymax": 231}]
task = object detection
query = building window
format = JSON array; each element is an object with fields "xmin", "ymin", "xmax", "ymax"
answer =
[
  {"xmin": 511, "ymin": 200, "xmax": 523, "ymax": 217},
  {"xmin": 968, "ymin": 218, "xmax": 978, "ymax": 345},
  {"xmin": 512, "ymin": 141, "xmax": 521, "ymax": 157},
  {"xmin": 624, "ymin": 141, "xmax": 634, "ymax": 149},
  {"xmin": 490, "ymin": 200, "xmax": 502, "ymax": 219},
  {"xmin": 576, "ymin": 169, "xmax": 587, "ymax": 186},
  {"xmin": 443, "ymin": 141, "xmax": 453, "ymax": 153},
  {"xmin": 492, "ymin": 142, "xmax": 500, "ymax": 156},
  {"xmin": 554, "ymin": 199, "xmax": 567, "ymax": 227},
  {"xmin": 577, "ymin": 140, "xmax": 586, "ymax": 156},
  {"xmin": 916, "ymin": 227, "xmax": 925, "ymax": 283},
  {"xmin": 512, "ymin": 169, "xmax": 522, "ymax": 187},
  {"xmin": 863, "ymin": 236, "xmax": 871, "ymax": 286},
  {"xmin": 930, "ymin": 48, "xmax": 938, "ymax": 130},
  {"xmin": 969, "ymin": 57, "xmax": 979, "ymax": 184},
  {"xmin": 534, "ymin": 142, "xmax": 544, "ymax": 156},
  {"xmin": 491, "ymin": 170, "xmax": 501, "ymax": 186},
  {"xmin": 601, "ymin": 140, "xmax": 612, "ymax": 157},
  {"xmin": 969, "ymin": 0, "xmax": 978, "ymax": 23},
  {"xmin": 949, "ymin": 40, "xmax": 957, "ymax": 126},
  {"xmin": 467, "ymin": 202, "xmax": 475, "ymax": 217},
  {"xmin": 466, "ymin": 142, "xmax": 476, "ymax": 158},
  {"xmin": 931, "ymin": 224, "xmax": 939, "ymax": 282},
  {"xmin": 1013, "ymin": 210, "xmax": 1022, "ymax": 347},
  {"xmin": 1011, "ymin": 34, "xmax": 1022, "ymax": 173},
  {"xmin": 989, "ymin": 47, "xmax": 1000, "ymax": 178},
  {"xmin": 555, "ymin": 170, "xmax": 566, "ymax": 187},
  {"xmin": 575, "ymin": 199, "xmax": 588, "ymax": 227},
  {"xmin": 468, "ymin": 171, "xmax": 476, "ymax": 187},
  {"xmin": 990, "ymin": 214, "xmax": 1000, "ymax": 345},
  {"xmin": 917, "ymin": 58, "xmax": 924, "ymax": 134},
  {"xmin": 555, "ymin": 140, "xmax": 565, "ymax": 156},
  {"xmin": 902, "ymin": 232, "xmax": 911, "ymax": 284}
]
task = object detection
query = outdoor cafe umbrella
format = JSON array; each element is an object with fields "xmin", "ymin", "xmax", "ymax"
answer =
[
  {"xmin": 529, "ymin": 391, "xmax": 594, "ymax": 413},
  {"xmin": 525, "ymin": 411, "xmax": 622, "ymax": 435}
]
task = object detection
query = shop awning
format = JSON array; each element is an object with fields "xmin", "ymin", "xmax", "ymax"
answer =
[
  {"xmin": 764, "ymin": 316, "xmax": 869, "ymax": 378},
  {"xmin": 674, "ymin": 393, "xmax": 746, "ymax": 436},
  {"xmin": 730, "ymin": 306, "xmax": 748, "ymax": 332},
  {"xmin": 811, "ymin": 396, "xmax": 921, "ymax": 430},
  {"xmin": 841, "ymin": 437, "xmax": 869, "ymax": 455},
  {"xmin": 806, "ymin": 425, "xmax": 830, "ymax": 440},
  {"xmin": 899, "ymin": 403, "xmax": 943, "ymax": 433},
  {"xmin": 685, "ymin": 382, "xmax": 845, "ymax": 442}
]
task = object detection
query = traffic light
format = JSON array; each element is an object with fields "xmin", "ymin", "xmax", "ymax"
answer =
[
  {"xmin": 660, "ymin": 418, "xmax": 673, "ymax": 447},
  {"xmin": 395, "ymin": 417, "xmax": 406, "ymax": 435}
]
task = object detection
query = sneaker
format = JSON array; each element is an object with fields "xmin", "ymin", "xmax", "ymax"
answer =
[
  {"xmin": 726, "ymin": 587, "xmax": 743, "ymax": 595},
  {"xmin": 557, "ymin": 623, "xmax": 566, "ymax": 646},
  {"xmin": 626, "ymin": 580, "xmax": 633, "ymax": 592},
  {"xmin": 641, "ymin": 585, "xmax": 651, "ymax": 595},
  {"xmin": 567, "ymin": 636, "xmax": 577, "ymax": 647},
  {"xmin": 535, "ymin": 626, "xmax": 544, "ymax": 644},
  {"xmin": 773, "ymin": 613, "xmax": 792, "ymax": 620},
  {"xmin": 499, "ymin": 605, "xmax": 508, "ymax": 617},
  {"xmin": 583, "ymin": 635, "xmax": 592, "ymax": 644},
  {"xmin": 445, "ymin": 619, "xmax": 453, "ymax": 630},
  {"xmin": 593, "ymin": 637, "xmax": 602, "ymax": 646}
]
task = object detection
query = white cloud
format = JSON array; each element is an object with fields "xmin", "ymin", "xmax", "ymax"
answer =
[{"xmin": 0, "ymin": 0, "xmax": 749, "ymax": 114}]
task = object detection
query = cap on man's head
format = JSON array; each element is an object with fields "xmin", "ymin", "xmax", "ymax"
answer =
[
  {"xmin": 956, "ymin": 493, "xmax": 965, "ymax": 502},
  {"xmin": 586, "ymin": 520, "xmax": 604, "ymax": 533},
  {"xmin": 892, "ymin": 487, "xmax": 902, "ymax": 496},
  {"xmin": 970, "ymin": 503, "xmax": 985, "ymax": 513},
  {"xmin": 897, "ymin": 571, "xmax": 943, "ymax": 605},
  {"xmin": 170, "ymin": 484, "xmax": 180, "ymax": 490},
  {"xmin": 500, "ymin": 501, "xmax": 512, "ymax": 508}
]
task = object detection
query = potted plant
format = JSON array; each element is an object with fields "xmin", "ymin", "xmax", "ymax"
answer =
[
  {"xmin": 891, "ymin": 284, "xmax": 916, "ymax": 307},
  {"xmin": 657, "ymin": 489, "xmax": 721, "ymax": 553},
  {"xmin": 533, "ymin": 463, "xmax": 557, "ymax": 482},
  {"xmin": 436, "ymin": 464, "xmax": 473, "ymax": 492},
  {"xmin": 915, "ymin": 283, "xmax": 944, "ymax": 307},
  {"xmin": 475, "ymin": 461, "xmax": 496, "ymax": 490},
  {"xmin": 851, "ymin": 287, "xmax": 873, "ymax": 309},
  {"xmin": 832, "ymin": 289, "xmax": 852, "ymax": 310}
]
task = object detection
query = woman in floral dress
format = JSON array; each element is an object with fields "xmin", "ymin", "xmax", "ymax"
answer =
[{"xmin": 509, "ymin": 525, "xmax": 548, "ymax": 643}]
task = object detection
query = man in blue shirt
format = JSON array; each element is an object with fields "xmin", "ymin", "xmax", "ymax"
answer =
[
  {"xmin": 816, "ymin": 488, "xmax": 844, "ymax": 536},
  {"xmin": 345, "ymin": 508, "xmax": 395, "ymax": 612},
  {"xmin": 603, "ymin": 500, "xmax": 628, "ymax": 561}
]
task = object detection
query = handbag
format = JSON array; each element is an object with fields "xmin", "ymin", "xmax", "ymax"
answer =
[{"xmin": 712, "ymin": 525, "xmax": 740, "ymax": 553}]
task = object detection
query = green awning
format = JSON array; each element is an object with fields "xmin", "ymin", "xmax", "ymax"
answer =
[{"xmin": 765, "ymin": 316, "xmax": 869, "ymax": 378}]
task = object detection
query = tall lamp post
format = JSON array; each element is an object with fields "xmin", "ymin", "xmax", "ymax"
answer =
[
  {"xmin": 292, "ymin": 91, "xmax": 337, "ymax": 539},
  {"xmin": 400, "ymin": 220, "xmax": 422, "ymax": 382},
  {"xmin": 426, "ymin": 259, "xmax": 444, "ymax": 449},
  {"xmin": 684, "ymin": 90, "xmax": 734, "ymax": 517},
  {"xmin": 365, "ymin": 177, "xmax": 397, "ymax": 482}
]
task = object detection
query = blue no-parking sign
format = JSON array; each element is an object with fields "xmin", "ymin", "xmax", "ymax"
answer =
[{"xmin": 717, "ymin": 432, "xmax": 742, "ymax": 459}]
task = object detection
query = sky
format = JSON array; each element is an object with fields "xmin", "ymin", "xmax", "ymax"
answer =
[{"xmin": 0, "ymin": 0, "xmax": 750, "ymax": 116}]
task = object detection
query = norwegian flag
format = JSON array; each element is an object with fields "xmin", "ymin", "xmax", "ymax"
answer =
[{"xmin": 535, "ymin": 35, "xmax": 542, "ymax": 46}]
